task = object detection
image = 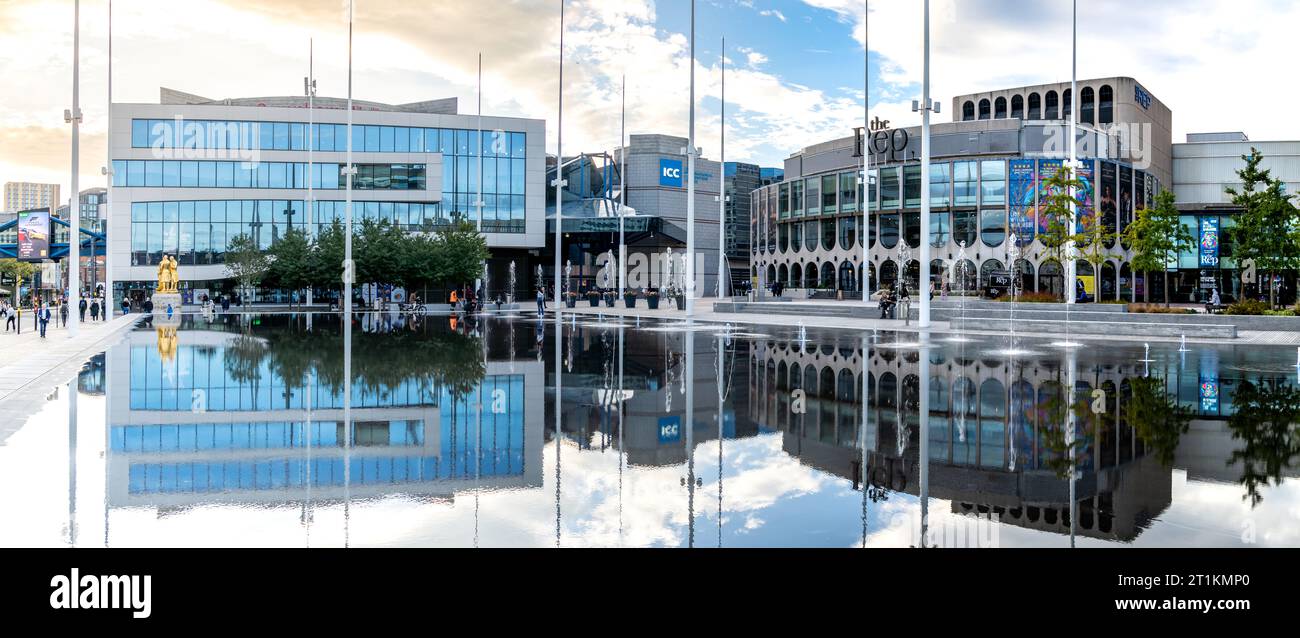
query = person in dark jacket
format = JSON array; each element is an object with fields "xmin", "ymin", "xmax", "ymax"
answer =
[{"xmin": 78, "ymin": 297, "xmax": 87, "ymax": 321}]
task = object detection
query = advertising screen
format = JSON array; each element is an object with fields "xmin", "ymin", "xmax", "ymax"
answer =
[
  {"xmin": 1008, "ymin": 159, "xmax": 1035, "ymax": 245},
  {"xmin": 17, "ymin": 209, "xmax": 51, "ymax": 261},
  {"xmin": 1035, "ymin": 159, "xmax": 1064, "ymax": 237},
  {"xmin": 1099, "ymin": 161, "xmax": 1118, "ymax": 242}
]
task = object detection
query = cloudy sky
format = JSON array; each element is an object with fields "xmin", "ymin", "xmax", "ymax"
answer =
[{"xmin": 2, "ymin": 0, "xmax": 1297, "ymax": 202}]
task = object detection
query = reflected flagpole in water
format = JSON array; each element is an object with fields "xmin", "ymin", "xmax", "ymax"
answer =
[
  {"xmin": 305, "ymin": 367, "xmax": 314, "ymax": 546},
  {"xmin": 685, "ymin": 329, "xmax": 695, "ymax": 547},
  {"xmin": 860, "ymin": 335, "xmax": 870, "ymax": 548},
  {"xmin": 68, "ymin": 380, "xmax": 77, "ymax": 546},
  {"xmin": 1067, "ymin": 345, "xmax": 1079, "ymax": 548},
  {"xmin": 918, "ymin": 333, "xmax": 930, "ymax": 547},
  {"xmin": 717, "ymin": 332, "xmax": 725, "ymax": 548},
  {"xmin": 618, "ymin": 318, "xmax": 625, "ymax": 546},
  {"xmin": 554, "ymin": 313, "xmax": 563, "ymax": 546}
]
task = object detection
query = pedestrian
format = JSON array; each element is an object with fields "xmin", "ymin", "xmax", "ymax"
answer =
[
  {"xmin": 60, "ymin": 301, "xmax": 69, "ymax": 327},
  {"xmin": 1210, "ymin": 288, "xmax": 1220, "ymax": 306},
  {"xmin": 928, "ymin": 280, "xmax": 936, "ymax": 301},
  {"xmin": 122, "ymin": 298, "xmax": 130, "ymax": 316},
  {"xmin": 78, "ymin": 297, "xmax": 87, "ymax": 321},
  {"xmin": 941, "ymin": 281, "xmax": 950, "ymax": 299},
  {"xmin": 38, "ymin": 304, "xmax": 50, "ymax": 338},
  {"xmin": 221, "ymin": 295, "xmax": 230, "ymax": 312},
  {"xmin": 536, "ymin": 287, "xmax": 546, "ymax": 316},
  {"xmin": 90, "ymin": 299, "xmax": 100, "ymax": 321},
  {"xmin": 1, "ymin": 301, "xmax": 12, "ymax": 332}
]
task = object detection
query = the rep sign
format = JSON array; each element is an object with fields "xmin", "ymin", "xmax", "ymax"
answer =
[{"xmin": 659, "ymin": 158, "xmax": 684, "ymax": 187}]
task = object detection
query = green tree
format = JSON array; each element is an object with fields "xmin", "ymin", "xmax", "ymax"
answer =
[
  {"xmin": 1071, "ymin": 213, "xmax": 1116, "ymax": 299},
  {"xmin": 311, "ymin": 220, "xmax": 347, "ymax": 297},
  {"xmin": 434, "ymin": 219, "xmax": 490, "ymax": 292},
  {"xmin": 354, "ymin": 218, "xmax": 409, "ymax": 289},
  {"xmin": 224, "ymin": 233, "xmax": 270, "ymax": 304},
  {"xmin": 1225, "ymin": 148, "xmax": 1300, "ymax": 308},
  {"xmin": 0, "ymin": 258, "xmax": 38, "ymax": 301},
  {"xmin": 1121, "ymin": 189, "xmax": 1193, "ymax": 305},
  {"xmin": 267, "ymin": 228, "xmax": 313, "ymax": 308},
  {"xmin": 1037, "ymin": 165, "xmax": 1085, "ymax": 300}
]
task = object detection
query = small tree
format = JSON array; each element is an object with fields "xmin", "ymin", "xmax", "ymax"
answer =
[
  {"xmin": 1122, "ymin": 189, "xmax": 1193, "ymax": 306},
  {"xmin": 0, "ymin": 258, "xmax": 38, "ymax": 302},
  {"xmin": 434, "ymin": 219, "xmax": 490, "ymax": 294},
  {"xmin": 224, "ymin": 233, "xmax": 270, "ymax": 305},
  {"xmin": 1226, "ymin": 148, "xmax": 1300, "ymax": 308},
  {"xmin": 311, "ymin": 220, "xmax": 347, "ymax": 299},
  {"xmin": 1037, "ymin": 165, "xmax": 1085, "ymax": 300},
  {"xmin": 1071, "ymin": 211, "xmax": 1117, "ymax": 300},
  {"xmin": 267, "ymin": 228, "xmax": 313, "ymax": 308}
]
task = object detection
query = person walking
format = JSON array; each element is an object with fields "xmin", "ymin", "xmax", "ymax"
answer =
[
  {"xmin": 90, "ymin": 299, "xmax": 100, "ymax": 321},
  {"xmin": 536, "ymin": 287, "xmax": 546, "ymax": 316},
  {"xmin": 60, "ymin": 301, "xmax": 69, "ymax": 327},
  {"xmin": 1, "ymin": 301, "xmax": 12, "ymax": 332},
  {"xmin": 78, "ymin": 297, "xmax": 87, "ymax": 321},
  {"xmin": 38, "ymin": 303, "xmax": 51, "ymax": 338},
  {"xmin": 122, "ymin": 298, "xmax": 131, "ymax": 316}
]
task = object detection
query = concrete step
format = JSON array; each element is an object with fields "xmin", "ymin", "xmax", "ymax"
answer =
[{"xmin": 949, "ymin": 317, "xmax": 1237, "ymax": 338}]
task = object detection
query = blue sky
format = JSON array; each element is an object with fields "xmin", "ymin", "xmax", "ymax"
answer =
[{"xmin": 3, "ymin": 0, "xmax": 1299, "ymax": 194}]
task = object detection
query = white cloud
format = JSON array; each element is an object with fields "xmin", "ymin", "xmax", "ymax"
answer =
[{"xmin": 760, "ymin": 9, "xmax": 787, "ymax": 22}]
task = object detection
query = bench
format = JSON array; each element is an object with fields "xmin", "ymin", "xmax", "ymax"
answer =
[{"xmin": 1205, "ymin": 303, "xmax": 1227, "ymax": 314}]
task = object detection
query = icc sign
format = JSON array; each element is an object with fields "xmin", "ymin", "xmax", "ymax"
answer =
[{"xmin": 659, "ymin": 158, "xmax": 684, "ymax": 187}]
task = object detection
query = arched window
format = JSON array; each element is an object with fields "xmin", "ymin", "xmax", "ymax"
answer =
[
  {"xmin": 778, "ymin": 223, "xmax": 789, "ymax": 253},
  {"xmin": 1063, "ymin": 88, "xmax": 1072, "ymax": 120},
  {"xmin": 766, "ymin": 265, "xmax": 775, "ymax": 286},
  {"xmin": 1014, "ymin": 258, "xmax": 1035, "ymax": 294},
  {"xmin": 979, "ymin": 259, "xmax": 1005, "ymax": 289},
  {"xmin": 1098, "ymin": 85, "xmax": 1113, "ymax": 124},
  {"xmin": 805, "ymin": 263, "xmax": 818, "ymax": 288},
  {"xmin": 1100, "ymin": 261, "xmax": 1117, "ymax": 301},
  {"xmin": 778, "ymin": 264, "xmax": 789, "ymax": 289},
  {"xmin": 954, "ymin": 210, "xmax": 977, "ymax": 247},
  {"xmin": 821, "ymin": 262, "xmax": 836, "ymax": 288},
  {"xmin": 994, "ymin": 96, "xmax": 1007, "ymax": 119},
  {"xmin": 838, "ymin": 216, "xmax": 856, "ymax": 250},
  {"xmin": 980, "ymin": 209, "xmax": 1006, "ymax": 247},
  {"xmin": 1027, "ymin": 92, "xmax": 1041, "ymax": 119},
  {"xmin": 978, "ymin": 99, "xmax": 991, "ymax": 120},
  {"xmin": 880, "ymin": 260, "xmax": 898, "ymax": 289},
  {"xmin": 1011, "ymin": 95, "xmax": 1024, "ymax": 118},
  {"xmin": 790, "ymin": 263, "xmax": 802, "ymax": 288},
  {"xmin": 1080, "ymin": 86, "xmax": 1095, "ymax": 124},
  {"xmin": 839, "ymin": 261, "xmax": 856, "ymax": 292},
  {"xmin": 962, "ymin": 100, "xmax": 975, "ymax": 121},
  {"xmin": 980, "ymin": 378, "xmax": 1007, "ymax": 469},
  {"xmin": 1038, "ymin": 259, "xmax": 1064, "ymax": 299},
  {"xmin": 1119, "ymin": 261, "xmax": 1133, "ymax": 300},
  {"xmin": 790, "ymin": 222, "xmax": 802, "ymax": 253},
  {"xmin": 804, "ymin": 220, "xmax": 819, "ymax": 252},
  {"xmin": 821, "ymin": 218, "xmax": 836, "ymax": 251},
  {"xmin": 1044, "ymin": 90, "xmax": 1059, "ymax": 119}
]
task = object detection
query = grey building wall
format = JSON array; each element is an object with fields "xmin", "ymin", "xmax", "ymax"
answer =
[{"xmin": 1174, "ymin": 139, "xmax": 1300, "ymax": 205}]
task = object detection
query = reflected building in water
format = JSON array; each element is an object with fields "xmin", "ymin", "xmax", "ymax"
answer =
[{"xmin": 104, "ymin": 316, "xmax": 544, "ymax": 511}]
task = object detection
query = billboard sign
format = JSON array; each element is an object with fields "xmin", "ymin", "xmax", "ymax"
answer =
[
  {"xmin": 659, "ymin": 158, "xmax": 684, "ymax": 188},
  {"xmin": 1199, "ymin": 217, "xmax": 1220, "ymax": 267},
  {"xmin": 1008, "ymin": 159, "xmax": 1036, "ymax": 245},
  {"xmin": 657, "ymin": 415, "xmax": 681, "ymax": 444},
  {"xmin": 17, "ymin": 209, "xmax": 51, "ymax": 261}
]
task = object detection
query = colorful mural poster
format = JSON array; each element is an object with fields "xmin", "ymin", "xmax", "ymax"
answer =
[
  {"xmin": 1199, "ymin": 217, "xmax": 1220, "ymax": 267},
  {"xmin": 1099, "ymin": 161, "xmax": 1118, "ymax": 240},
  {"xmin": 1008, "ymin": 158, "xmax": 1036, "ymax": 245},
  {"xmin": 1075, "ymin": 159, "xmax": 1095, "ymax": 234},
  {"xmin": 17, "ymin": 209, "xmax": 51, "ymax": 261},
  {"xmin": 1035, "ymin": 159, "xmax": 1064, "ymax": 236},
  {"xmin": 1119, "ymin": 164, "xmax": 1134, "ymax": 239}
]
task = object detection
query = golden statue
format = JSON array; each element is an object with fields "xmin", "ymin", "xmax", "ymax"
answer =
[{"xmin": 156, "ymin": 255, "xmax": 179, "ymax": 293}]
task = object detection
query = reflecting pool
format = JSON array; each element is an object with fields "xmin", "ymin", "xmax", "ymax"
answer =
[{"xmin": 2, "ymin": 311, "xmax": 1298, "ymax": 547}]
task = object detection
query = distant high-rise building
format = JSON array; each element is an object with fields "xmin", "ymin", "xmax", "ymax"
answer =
[{"xmin": 4, "ymin": 181, "xmax": 60, "ymax": 214}]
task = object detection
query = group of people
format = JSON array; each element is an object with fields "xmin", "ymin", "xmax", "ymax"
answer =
[
  {"xmin": 0, "ymin": 295, "xmax": 110, "ymax": 338},
  {"xmin": 448, "ymin": 286, "xmax": 486, "ymax": 313},
  {"xmin": 874, "ymin": 282, "xmax": 911, "ymax": 319}
]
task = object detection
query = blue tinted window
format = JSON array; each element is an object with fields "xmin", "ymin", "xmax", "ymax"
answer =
[
  {"xmin": 380, "ymin": 126, "xmax": 395, "ymax": 152},
  {"xmin": 132, "ymin": 120, "xmax": 148, "ymax": 147}
]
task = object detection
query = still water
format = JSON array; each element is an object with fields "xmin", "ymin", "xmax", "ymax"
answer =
[{"xmin": 2, "ymin": 311, "xmax": 1298, "ymax": 547}]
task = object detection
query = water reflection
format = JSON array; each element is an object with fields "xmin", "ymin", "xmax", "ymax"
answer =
[{"xmin": 4, "ymin": 313, "xmax": 1299, "ymax": 547}]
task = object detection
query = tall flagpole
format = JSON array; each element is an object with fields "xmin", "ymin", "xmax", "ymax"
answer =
[
  {"xmin": 717, "ymin": 37, "xmax": 726, "ymax": 298},
  {"xmin": 917, "ymin": 0, "xmax": 932, "ymax": 328},
  {"xmin": 862, "ymin": 0, "xmax": 870, "ymax": 302},
  {"xmin": 342, "ymin": 0, "xmax": 355, "ymax": 545},
  {"xmin": 475, "ymin": 52, "xmax": 484, "ymax": 296},
  {"xmin": 103, "ymin": 0, "xmax": 113, "ymax": 317},
  {"xmin": 553, "ymin": 1, "xmax": 565, "ymax": 307},
  {"xmin": 306, "ymin": 39, "xmax": 315, "ymax": 308},
  {"xmin": 1066, "ymin": 0, "xmax": 1078, "ymax": 305},
  {"xmin": 685, "ymin": 0, "xmax": 697, "ymax": 316},
  {"xmin": 619, "ymin": 74, "xmax": 627, "ymax": 301},
  {"xmin": 67, "ymin": 0, "xmax": 82, "ymax": 337}
]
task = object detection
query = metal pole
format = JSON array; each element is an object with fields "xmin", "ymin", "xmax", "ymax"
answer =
[
  {"xmin": 68, "ymin": 0, "xmax": 82, "ymax": 337},
  {"xmin": 862, "ymin": 0, "xmax": 870, "ymax": 302},
  {"xmin": 306, "ymin": 39, "xmax": 315, "ymax": 308},
  {"xmin": 1066, "ymin": 0, "xmax": 1078, "ymax": 305},
  {"xmin": 619, "ymin": 74, "xmax": 626, "ymax": 301},
  {"xmin": 475, "ymin": 53, "xmax": 484, "ymax": 296},
  {"xmin": 917, "ymin": 0, "xmax": 931, "ymax": 328},
  {"xmin": 553, "ymin": 1, "xmax": 565, "ymax": 307},
  {"xmin": 103, "ymin": 0, "xmax": 112, "ymax": 316},
  {"xmin": 343, "ymin": 0, "xmax": 354, "ymax": 546},
  {"xmin": 685, "ymin": 0, "xmax": 696, "ymax": 316},
  {"xmin": 717, "ymin": 37, "xmax": 726, "ymax": 299}
]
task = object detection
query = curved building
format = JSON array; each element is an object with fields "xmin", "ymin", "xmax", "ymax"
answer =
[{"xmin": 751, "ymin": 78, "xmax": 1172, "ymax": 301}]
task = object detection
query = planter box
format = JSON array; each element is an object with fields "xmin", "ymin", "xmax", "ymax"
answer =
[
  {"xmin": 587, "ymin": 297, "xmax": 601, "ymax": 307},
  {"xmin": 565, "ymin": 299, "xmax": 577, "ymax": 308},
  {"xmin": 624, "ymin": 297, "xmax": 637, "ymax": 308},
  {"xmin": 604, "ymin": 298, "xmax": 616, "ymax": 307},
  {"xmin": 646, "ymin": 297, "xmax": 660, "ymax": 310}
]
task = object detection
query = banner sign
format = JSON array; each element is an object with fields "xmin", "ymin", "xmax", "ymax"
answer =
[
  {"xmin": 1008, "ymin": 159, "xmax": 1036, "ymax": 245},
  {"xmin": 1199, "ymin": 217, "xmax": 1220, "ymax": 267}
]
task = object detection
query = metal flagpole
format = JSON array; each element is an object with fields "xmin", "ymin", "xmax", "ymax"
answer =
[
  {"xmin": 916, "ymin": 0, "xmax": 932, "ymax": 328},
  {"xmin": 102, "ymin": 0, "xmax": 113, "ymax": 316},
  {"xmin": 67, "ymin": 0, "xmax": 82, "ymax": 337},
  {"xmin": 342, "ymin": 0, "xmax": 355, "ymax": 546},
  {"xmin": 862, "ymin": 0, "xmax": 870, "ymax": 302},
  {"xmin": 552, "ymin": 1, "xmax": 565, "ymax": 308},
  {"xmin": 717, "ymin": 37, "xmax": 726, "ymax": 299},
  {"xmin": 1066, "ymin": 0, "xmax": 1078, "ymax": 305},
  {"xmin": 619, "ymin": 74, "xmax": 626, "ymax": 301},
  {"xmin": 685, "ymin": 0, "xmax": 697, "ymax": 316},
  {"xmin": 306, "ymin": 39, "xmax": 315, "ymax": 308}
]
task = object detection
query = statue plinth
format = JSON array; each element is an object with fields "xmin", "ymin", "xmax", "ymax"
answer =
[
  {"xmin": 153, "ymin": 254, "xmax": 182, "ymax": 318},
  {"xmin": 151, "ymin": 292, "xmax": 183, "ymax": 317}
]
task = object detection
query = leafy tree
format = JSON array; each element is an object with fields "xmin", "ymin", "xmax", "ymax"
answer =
[
  {"xmin": 311, "ymin": 220, "xmax": 347, "ymax": 296},
  {"xmin": 0, "ymin": 259, "xmax": 38, "ymax": 302},
  {"xmin": 434, "ymin": 219, "xmax": 489, "ymax": 292},
  {"xmin": 1225, "ymin": 148, "xmax": 1300, "ymax": 308},
  {"xmin": 1226, "ymin": 380, "xmax": 1300, "ymax": 507},
  {"xmin": 402, "ymin": 232, "xmax": 440, "ymax": 299},
  {"xmin": 267, "ymin": 228, "xmax": 313, "ymax": 307},
  {"xmin": 1071, "ymin": 213, "xmax": 1116, "ymax": 299},
  {"xmin": 224, "ymin": 233, "xmax": 270, "ymax": 304},
  {"xmin": 1037, "ymin": 166, "xmax": 1085, "ymax": 300},
  {"xmin": 354, "ymin": 218, "xmax": 409, "ymax": 289},
  {"xmin": 1121, "ymin": 189, "xmax": 1193, "ymax": 305}
]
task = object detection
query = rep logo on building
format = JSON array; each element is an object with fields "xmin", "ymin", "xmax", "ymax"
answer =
[{"xmin": 659, "ymin": 158, "xmax": 684, "ymax": 187}]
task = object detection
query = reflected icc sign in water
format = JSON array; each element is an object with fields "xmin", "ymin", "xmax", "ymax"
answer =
[{"xmin": 17, "ymin": 209, "xmax": 51, "ymax": 261}]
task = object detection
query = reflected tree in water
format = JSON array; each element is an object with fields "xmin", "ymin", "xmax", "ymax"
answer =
[
  {"xmin": 1125, "ymin": 376, "xmax": 1193, "ymax": 468},
  {"xmin": 1227, "ymin": 380, "xmax": 1300, "ymax": 507}
]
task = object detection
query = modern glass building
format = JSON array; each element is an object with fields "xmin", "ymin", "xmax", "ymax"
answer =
[
  {"xmin": 107, "ymin": 88, "xmax": 546, "ymax": 308},
  {"xmin": 751, "ymin": 78, "xmax": 1171, "ymax": 301}
]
